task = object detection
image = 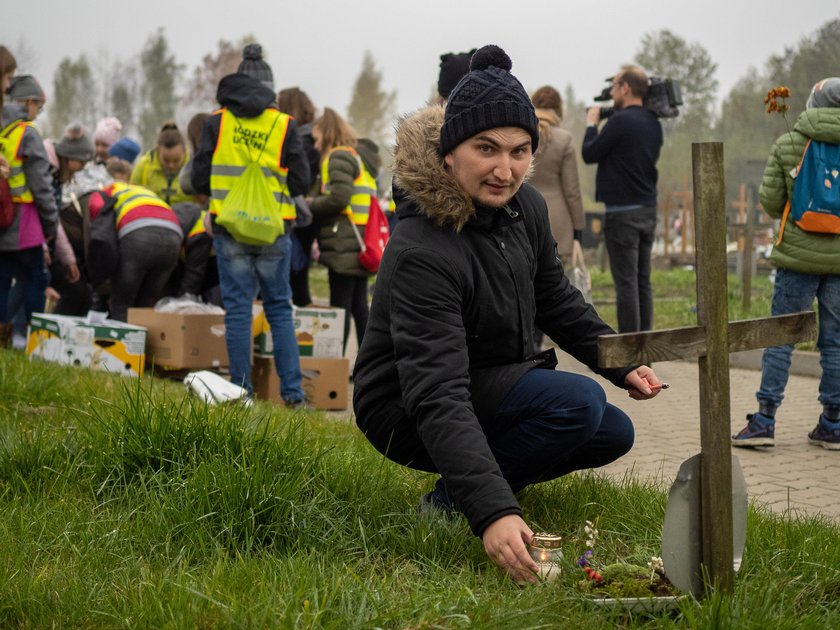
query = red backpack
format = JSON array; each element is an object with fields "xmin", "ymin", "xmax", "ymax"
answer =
[
  {"xmin": 0, "ymin": 179, "xmax": 14, "ymax": 229},
  {"xmin": 358, "ymin": 196, "xmax": 390, "ymax": 273}
]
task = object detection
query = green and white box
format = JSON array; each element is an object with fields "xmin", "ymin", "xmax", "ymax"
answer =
[{"xmin": 26, "ymin": 313, "xmax": 148, "ymax": 377}]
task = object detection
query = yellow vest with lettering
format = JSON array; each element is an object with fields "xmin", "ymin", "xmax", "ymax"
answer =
[
  {"xmin": 0, "ymin": 120, "xmax": 34, "ymax": 203},
  {"xmin": 320, "ymin": 145, "xmax": 377, "ymax": 225},
  {"xmin": 210, "ymin": 108, "xmax": 295, "ymax": 221},
  {"xmin": 107, "ymin": 182, "xmax": 177, "ymax": 232}
]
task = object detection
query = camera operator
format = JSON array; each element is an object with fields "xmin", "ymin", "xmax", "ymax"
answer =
[{"xmin": 582, "ymin": 64, "xmax": 662, "ymax": 333}]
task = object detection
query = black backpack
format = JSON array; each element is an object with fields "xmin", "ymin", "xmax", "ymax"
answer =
[{"xmin": 87, "ymin": 192, "xmax": 120, "ymax": 287}]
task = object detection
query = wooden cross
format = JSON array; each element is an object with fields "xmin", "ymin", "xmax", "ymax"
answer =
[{"xmin": 597, "ymin": 143, "xmax": 816, "ymax": 593}]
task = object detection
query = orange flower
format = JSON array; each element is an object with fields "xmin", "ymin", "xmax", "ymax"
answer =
[{"xmin": 765, "ymin": 86, "xmax": 794, "ymax": 142}]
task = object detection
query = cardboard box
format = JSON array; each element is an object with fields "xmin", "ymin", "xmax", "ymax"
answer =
[
  {"xmin": 128, "ymin": 308, "xmax": 228, "ymax": 369},
  {"xmin": 26, "ymin": 313, "xmax": 147, "ymax": 377},
  {"xmin": 253, "ymin": 304, "xmax": 345, "ymax": 359},
  {"xmin": 252, "ymin": 356, "xmax": 349, "ymax": 410}
]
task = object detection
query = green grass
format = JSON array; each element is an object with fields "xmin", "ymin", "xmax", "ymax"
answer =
[{"xmin": 2, "ymin": 351, "xmax": 840, "ymax": 627}]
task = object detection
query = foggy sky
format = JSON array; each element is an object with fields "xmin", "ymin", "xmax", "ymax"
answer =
[{"xmin": 3, "ymin": 1, "xmax": 838, "ymax": 124}]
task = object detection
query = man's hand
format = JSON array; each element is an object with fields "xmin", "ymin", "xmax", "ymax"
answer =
[
  {"xmin": 0, "ymin": 154, "xmax": 10, "ymax": 179},
  {"xmin": 586, "ymin": 107, "xmax": 601, "ymax": 127},
  {"xmin": 482, "ymin": 514, "xmax": 539, "ymax": 584},
  {"xmin": 624, "ymin": 365, "xmax": 663, "ymax": 400}
]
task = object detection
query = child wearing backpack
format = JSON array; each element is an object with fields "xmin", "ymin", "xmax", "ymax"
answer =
[{"xmin": 733, "ymin": 78, "xmax": 840, "ymax": 450}]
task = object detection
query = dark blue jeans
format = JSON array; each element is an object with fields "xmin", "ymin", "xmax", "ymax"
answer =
[
  {"xmin": 604, "ymin": 207, "xmax": 657, "ymax": 332},
  {"xmin": 488, "ymin": 369, "xmax": 634, "ymax": 493},
  {"xmin": 430, "ymin": 369, "xmax": 635, "ymax": 505},
  {"xmin": 0, "ymin": 246, "xmax": 48, "ymax": 325}
]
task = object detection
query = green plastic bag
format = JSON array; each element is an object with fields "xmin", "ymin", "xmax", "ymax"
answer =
[{"xmin": 216, "ymin": 161, "xmax": 285, "ymax": 245}]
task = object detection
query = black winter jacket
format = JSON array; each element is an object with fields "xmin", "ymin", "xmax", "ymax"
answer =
[{"xmin": 353, "ymin": 106, "xmax": 633, "ymax": 537}]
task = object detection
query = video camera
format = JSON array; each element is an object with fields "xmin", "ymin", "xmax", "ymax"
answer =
[{"xmin": 594, "ymin": 76, "xmax": 683, "ymax": 119}]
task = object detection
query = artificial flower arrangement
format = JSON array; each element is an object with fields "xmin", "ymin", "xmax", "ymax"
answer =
[{"xmin": 574, "ymin": 520, "xmax": 680, "ymax": 600}]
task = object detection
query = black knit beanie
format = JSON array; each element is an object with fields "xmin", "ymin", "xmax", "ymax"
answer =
[
  {"xmin": 439, "ymin": 45, "xmax": 538, "ymax": 156},
  {"xmin": 238, "ymin": 44, "xmax": 274, "ymax": 90},
  {"xmin": 437, "ymin": 49, "xmax": 476, "ymax": 100}
]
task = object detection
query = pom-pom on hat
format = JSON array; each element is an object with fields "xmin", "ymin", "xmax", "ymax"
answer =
[
  {"xmin": 94, "ymin": 117, "xmax": 122, "ymax": 146},
  {"xmin": 806, "ymin": 78, "xmax": 840, "ymax": 109},
  {"xmin": 439, "ymin": 45, "xmax": 538, "ymax": 156},
  {"xmin": 238, "ymin": 43, "xmax": 274, "ymax": 90},
  {"xmin": 438, "ymin": 49, "xmax": 476, "ymax": 100},
  {"xmin": 55, "ymin": 122, "xmax": 94, "ymax": 162},
  {"xmin": 108, "ymin": 137, "xmax": 141, "ymax": 164}
]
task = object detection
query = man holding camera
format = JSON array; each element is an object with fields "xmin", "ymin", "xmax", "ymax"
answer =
[{"xmin": 582, "ymin": 65, "xmax": 662, "ymax": 333}]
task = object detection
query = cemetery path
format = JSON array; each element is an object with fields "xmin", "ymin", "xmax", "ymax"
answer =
[{"xmin": 552, "ymin": 351, "xmax": 840, "ymax": 523}]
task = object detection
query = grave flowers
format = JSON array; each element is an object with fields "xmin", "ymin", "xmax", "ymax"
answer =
[{"xmin": 574, "ymin": 520, "xmax": 682, "ymax": 611}]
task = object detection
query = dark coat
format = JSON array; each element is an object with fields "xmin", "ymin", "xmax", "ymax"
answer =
[
  {"xmin": 310, "ymin": 140, "xmax": 381, "ymax": 277},
  {"xmin": 352, "ymin": 106, "xmax": 632, "ymax": 537}
]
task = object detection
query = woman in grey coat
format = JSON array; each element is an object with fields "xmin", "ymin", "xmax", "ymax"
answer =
[{"xmin": 529, "ymin": 86, "xmax": 585, "ymax": 267}]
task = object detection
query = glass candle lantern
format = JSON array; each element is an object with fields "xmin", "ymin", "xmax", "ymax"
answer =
[{"xmin": 529, "ymin": 533, "xmax": 563, "ymax": 581}]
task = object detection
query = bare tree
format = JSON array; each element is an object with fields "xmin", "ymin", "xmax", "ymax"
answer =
[
  {"xmin": 137, "ymin": 29, "xmax": 183, "ymax": 148},
  {"xmin": 49, "ymin": 55, "xmax": 97, "ymax": 137},
  {"xmin": 181, "ymin": 36, "xmax": 255, "ymax": 114}
]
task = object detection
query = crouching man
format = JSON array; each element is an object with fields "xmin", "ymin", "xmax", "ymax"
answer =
[{"xmin": 352, "ymin": 45, "xmax": 662, "ymax": 583}]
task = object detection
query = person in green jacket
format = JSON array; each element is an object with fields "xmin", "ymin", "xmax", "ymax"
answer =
[
  {"xmin": 130, "ymin": 121, "xmax": 191, "ymax": 205},
  {"xmin": 733, "ymin": 78, "xmax": 840, "ymax": 450}
]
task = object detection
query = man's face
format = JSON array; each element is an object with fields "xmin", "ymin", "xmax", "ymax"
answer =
[
  {"xmin": 444, "ymin": 127, "xmax": 532, "ymax": 208},
  {"xmin": 610, "ymin": 77, "xmax": 630, "ymax": 109}
]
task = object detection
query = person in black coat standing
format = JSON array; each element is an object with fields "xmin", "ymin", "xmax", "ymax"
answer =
[{"xmin": 352, "ymin": 45, "xmax": 663, "ymax": 584}]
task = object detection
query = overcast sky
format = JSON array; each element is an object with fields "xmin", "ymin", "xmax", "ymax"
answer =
[{"xmin": 3, "ymin": 1, "xmax": 838, "ymax": 122}]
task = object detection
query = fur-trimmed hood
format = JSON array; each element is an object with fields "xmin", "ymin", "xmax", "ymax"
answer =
[{"xmin": 392, "ymin": 105, "xmax": 476, "ymax": 232}]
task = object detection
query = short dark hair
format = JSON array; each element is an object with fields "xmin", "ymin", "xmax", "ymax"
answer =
[{"xmin": 616, "ymin": 65, "xmax": 649, "ymax": 99}]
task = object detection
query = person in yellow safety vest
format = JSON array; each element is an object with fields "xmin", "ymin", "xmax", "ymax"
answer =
[
  {"xmin": 191, "ymin": 66, "xmax": 311, "ymax": 406},
  {"xmin": 0, "ymin": 75, "xmax": 58, "ymax": 348},
  {"xmin": 130, "ymin": 121, "xmax": 192, "ymax": 205},
  {"xmin": 87, "ymin": 181, "xmax": 183, "ymax": 322},
  {"xmin": 309, "ymin": 109, "xmax": 381, "ymax": 352}
]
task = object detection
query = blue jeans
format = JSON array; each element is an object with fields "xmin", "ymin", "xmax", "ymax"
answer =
[
  {"xmin": 604, "ymin": 207, "xmax": 657, "ymax": 332},
  {"xmin": 214, "ymin": 234, "xmax": 303, "ymax": 402},
  {"xmin": 488, "ymin": 369, "xmax": 635, "ymax": 493},
  {"xmin": 0, "ymin": 246, "xmax": 48, "ymax": 325},
  {"xmin": 757, "ymin": 268, "xmax": 840, "ymax": 409}
]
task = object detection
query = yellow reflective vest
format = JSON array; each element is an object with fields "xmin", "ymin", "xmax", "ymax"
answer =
[
  {"xmin": 209, "ymin": 108, "xmax": 296, "ymax": 221},
  {"xmin": 106, "ymin": 182, "xmax": 179, "ymax": 234},
  {"xmin": 320, "ymin": 145, "xmax": 377, "ymax": 225},
  {"xmin": 0, "ymin": 120, "xmax": 34, "ymax": 203}
]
